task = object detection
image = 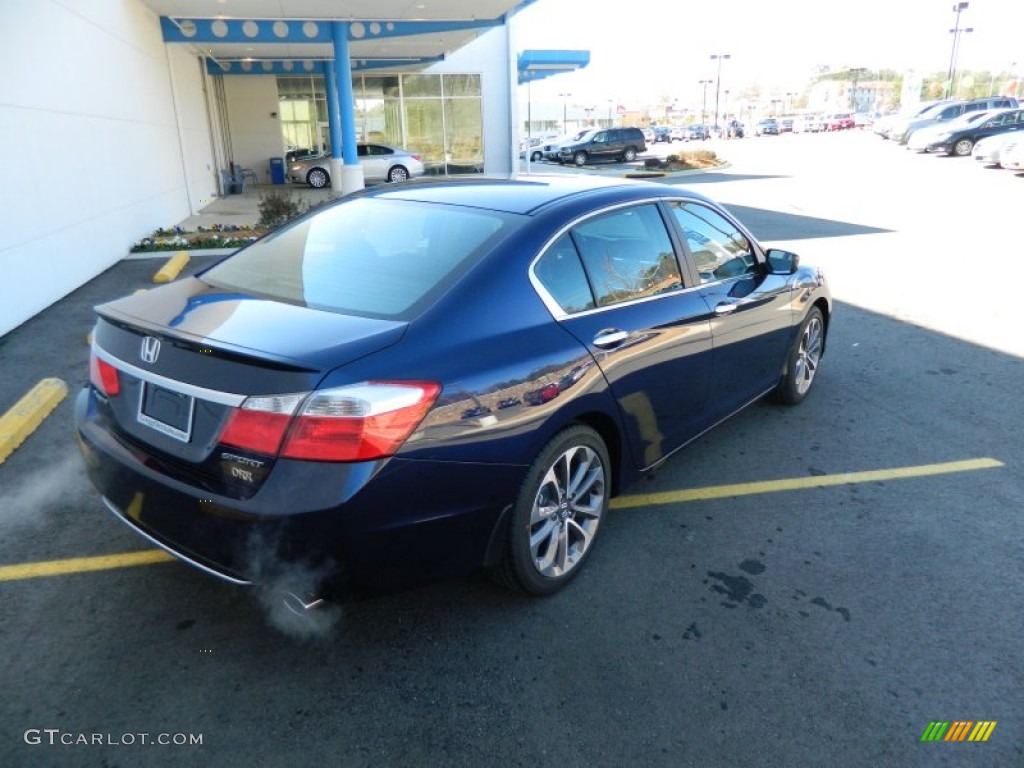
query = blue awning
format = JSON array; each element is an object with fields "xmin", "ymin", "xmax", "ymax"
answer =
[{"xmin": 517, "ymin": 49, "xmax": 590, "ymax": 85}]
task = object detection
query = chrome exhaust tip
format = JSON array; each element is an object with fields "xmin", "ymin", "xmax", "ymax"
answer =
[{"xmin": 280, "ymin": 591, "xmax": 327, "ymax": 615}]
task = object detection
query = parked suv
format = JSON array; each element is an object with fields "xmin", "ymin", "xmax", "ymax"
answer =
[
  {"xmin": 557, "ymin": 127, "xmax": 647, "ymax": 165},
  {"xmin": 896, "ymin": 96, "xmax": 1020, "ymax": 145}
]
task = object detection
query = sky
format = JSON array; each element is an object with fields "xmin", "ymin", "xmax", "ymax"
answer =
[{"xmin": 511, "ymin": 0, "xmax": 1023, "ymax": 109}]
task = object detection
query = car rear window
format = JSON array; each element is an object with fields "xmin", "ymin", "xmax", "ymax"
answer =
[{"xmin": 201, "ymin": 198, "xmax": 510, "ymax": 319}]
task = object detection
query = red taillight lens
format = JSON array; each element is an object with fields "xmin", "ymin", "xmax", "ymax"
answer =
[
  {"xmin": 282, "ymin": 381, "xmax": 440, "ymax": 462},
  {"xmin": 411, "ymin": 154, "xmax": 422, "ymax": 162},
  {"xmin": 89, "ymin": 354, "xmax": 121, "ymax": 397},
  {"xmin": 219, "ymin": 394, "xmax": 305, "ymax": 455}
]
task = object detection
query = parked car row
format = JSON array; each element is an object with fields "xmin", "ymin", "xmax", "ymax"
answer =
[
  {"xmin": 907, "ymin": 107, "xmax": 1024, "ymax": 156},
  {"xmin": 875, "ymin": 96, "xmax": 1020, "ymax": 146}
]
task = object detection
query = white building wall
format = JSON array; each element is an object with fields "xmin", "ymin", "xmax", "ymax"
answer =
[
  {"xmin": 426, "ymin": 26, "xmax": 516, "ymax": 176},
  {"xmin": 222, "ymin": 78, "xmax": 286, "ymax": 185},
  {"xmin": 167, "ymin": 48, "xmax": 220, "ymax": 211},
  {"xmin": 0, "ymin": 0, "xmax": 208, "ymax": 337}
]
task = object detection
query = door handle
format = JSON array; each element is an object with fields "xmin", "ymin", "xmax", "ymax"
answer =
[
  {"xmin": 713, "ymin": 302, "xmax": 738, "ymax": 316},
  {"xmin": 593, "ymin": 329, "xmax": 629, "ymax": 349}
]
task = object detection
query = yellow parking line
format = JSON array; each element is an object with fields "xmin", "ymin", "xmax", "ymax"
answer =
[
  {"xmin": 0, "ymin": 378, "xmax": 68, "ymax": 465},
  {"xmin": 0, "ymin": 550, "xmax": 175, "ymax": 583},
  {"xmin": 0, "ymin": 458, "xmax": 1005, "ymax": 582},
  {"xmin": 611, "ymin": 457, "xmax": 1004, "ymax": 510}
]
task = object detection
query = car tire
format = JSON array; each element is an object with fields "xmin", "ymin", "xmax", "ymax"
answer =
[
  {"xmin": 622, "ymin": 147, "xmax": 637, "ymax": 162},
  {"xmin": 387, "ymin": 165, "xmax": 409, "ymax": 183},
  {"xmin": 531, "ymin": 150, "xmax": 543, "ymax": 161},
  {"xmin": 496, "ymin": 425, "xmax": 610, "ymax": 596},
  {"xmin": 306, "ymin": 167, "xmax": 329, "ymax": 189},
  {"xmin": 774, "ymin": 306, "xmax": 825, "ymax": 405},
  {"xmin": 952, "ymin": 138, "xmax": 974, "ymax": 157},
  {"xmin": 573, "ymin": 151, "xmax": 588, "ymax": 167}
]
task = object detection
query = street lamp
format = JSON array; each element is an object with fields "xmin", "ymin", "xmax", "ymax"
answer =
[
  {"xmin": 711, "ymin": 53, "xmax": 731, "ymax": 133},
  {"xmin": 946, "ymin": 2, "xmax": 971, "ymax": 99},
  {"xmin": 558, "ymin": 92, "xmax": 572, "ymax": 132},
  {"xmin": 607, "ymin": 99, "xmax": 614, "ymax": 126},
  {"xmin": 698, "ymin": 79, "xmax": 713, "ymax": 127}
]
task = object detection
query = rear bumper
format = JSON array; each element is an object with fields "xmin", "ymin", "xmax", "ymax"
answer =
[{"xmin": 75, "ymin": 387, "xmax": 523, "ymax": 592}]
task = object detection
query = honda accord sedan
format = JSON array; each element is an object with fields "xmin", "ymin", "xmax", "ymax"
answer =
[{"xmin": 76, "ymin": 176, "xmax": 831, "ymax": 605}]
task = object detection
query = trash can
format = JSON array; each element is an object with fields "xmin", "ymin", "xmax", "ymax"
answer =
[{"xmin": 269, "ymin": 157, "xmax": 286, "ymax": 185}]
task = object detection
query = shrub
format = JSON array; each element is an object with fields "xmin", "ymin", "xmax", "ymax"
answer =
[{"xmin": 257, "ymin": 190, "xmax": 309, "ymax": 229}]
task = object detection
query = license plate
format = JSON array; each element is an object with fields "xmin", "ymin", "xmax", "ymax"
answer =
[{"xmin": 138, "ymin": 382, "xmax": 195, "ymax": 443}]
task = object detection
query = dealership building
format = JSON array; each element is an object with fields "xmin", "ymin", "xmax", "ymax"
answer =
[{"xmin": 0, "ymin": 0, "xmax": 543, "ymax": 338}]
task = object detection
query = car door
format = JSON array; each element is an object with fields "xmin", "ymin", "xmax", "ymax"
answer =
[
  {"xmin": 531, "ymin": 202, "xmax": 714, "ymax": 469},
  {"xmin": 667, "ymin": 200, "xmax": 796, "ymax": 421},
  {"xmin": 359, "ymin": 144, "xmax": 389, "ymax": 182}
]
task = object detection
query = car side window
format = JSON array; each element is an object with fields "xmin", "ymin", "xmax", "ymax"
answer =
[
  {"xmin": 571, "ymin": 205, "xmax": 683, "ymax": 307},
  {"xmin": 592, "ymin": 132, "xmax": 608, "ymax": 144},
  {"xmin": 533, "ymin": 235, "xmax": 595, "ymax": 314},
  {"xmin": 669, "ymin": 202, "xmax": 756, "ymax": 284}
]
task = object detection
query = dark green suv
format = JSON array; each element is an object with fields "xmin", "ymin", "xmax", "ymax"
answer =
[{"xmin": 556, "ymin": 127, "xmax": 647, "ymax": 165}]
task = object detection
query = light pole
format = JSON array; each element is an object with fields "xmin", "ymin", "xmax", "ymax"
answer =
[
  {"xmin": 607, "ymin": 99, "xmax": 614, "ymax": 127},
  {"xmin": 946, "ymin": 2, "xmax": 971, "ymax": 99},
  {"xmin": 786, "ymin": 91, "xmax": 797, "ymax": 115},
  {"xmin": 698, "ymin": 79, "xmax": 713, "ymax": 127},
  {"xmin": 711, "ymin": 53, "xmax": 731, "ymax": 134},
  {"xmin": 559, "ymin": 92, "xmax": 572, "ymax": 133}
]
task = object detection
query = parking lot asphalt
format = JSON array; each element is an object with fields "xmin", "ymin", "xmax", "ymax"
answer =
[{"xmin": 2, "ymin": 132, "xmax": 1023, "ymax": 767}]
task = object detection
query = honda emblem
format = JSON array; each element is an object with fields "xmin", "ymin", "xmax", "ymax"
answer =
[{"xmin": 140, "ymin": 336, "xmax": 161, "ymax": 364}]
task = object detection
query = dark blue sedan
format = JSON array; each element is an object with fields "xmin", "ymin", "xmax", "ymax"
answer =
[{"xmin": 76, "ymin": 176, "xmax": 831, "ymax": 607}]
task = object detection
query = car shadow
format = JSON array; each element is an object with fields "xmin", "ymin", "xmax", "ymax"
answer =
[{"xmin": 721, "ymin": 203, "xmax": 893, "ymax": 241}]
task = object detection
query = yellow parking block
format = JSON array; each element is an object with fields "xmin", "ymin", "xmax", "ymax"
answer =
[
  {"xmin": 153, "ymin": 251, "xmax": 190, "ymax": 283},
  {"xmin": 0, "ymin": 378, "xmax": 69, "ymax": 464}
]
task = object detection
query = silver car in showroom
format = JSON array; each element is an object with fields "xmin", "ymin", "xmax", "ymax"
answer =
[{"xmin": 289, "ymin": 143, "xmax": 425, "ymax": 188}]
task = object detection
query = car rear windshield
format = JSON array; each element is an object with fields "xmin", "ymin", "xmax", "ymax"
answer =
[{"xmin": 201, "ymin": 198, "xmax": 511, "ymax": 319}]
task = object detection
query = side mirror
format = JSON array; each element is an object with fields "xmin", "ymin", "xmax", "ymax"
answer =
[{"xmin": 766, "ymin": 248, "xmax": 800, "ymax": 275}]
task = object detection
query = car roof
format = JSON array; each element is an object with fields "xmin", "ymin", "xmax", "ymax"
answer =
[{"xmin": 362, "ymin": 175, "xmax": 715, "ymax": 216}]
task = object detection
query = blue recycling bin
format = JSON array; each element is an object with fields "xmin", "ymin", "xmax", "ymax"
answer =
[{"xmin": 269, "ymin": 157, "xmax": 286, "ymax": 185}]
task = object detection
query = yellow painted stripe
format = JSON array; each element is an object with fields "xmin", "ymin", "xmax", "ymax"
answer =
[
  {"xmin": 0, "ymin": 378, "xmax": 69, "ymax": 465},
  {"xmin": 0, "ymin": 550, "xmax": 175, "ymax": 583},
  {"xmin": 152, "ymin": 251, "xmax": 190, "ymax": 283},
  {"xmin": 611, "ymin": 458, "xmax": 1004, "ymax": 510},
  {"xmin": 0, "ymin": 458, "xmax": 1006, "ymax": 583},
  {"xmin": 978, "ymin": 721, "xmax": 997, "ymax": 741}
]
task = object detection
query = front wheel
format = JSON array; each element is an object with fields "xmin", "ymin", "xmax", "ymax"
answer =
[
  {"xmin": 496, "ymin": 426, "xmax": 610, "ymax": 595},
  {"xmin": 387, "ymin": 165, "xmax": 409, "ymax": 182},
  {"xmin": 952, "ymin": 138, "xmax": 974, "ymax": 157},
  {"xmin": 573, "ymin": 151, "xmax": 588, "ymax": 167},
  {"xmin": 531, "ymin": 150, "xmax": 543, "ymax": 161},
  {"xmin": 306, "ymin": 167, "xmax": 329, "ymax": 189},
  {"xmin": 774, "ymin": 307, "xmax": 825, "ymax": 405}
]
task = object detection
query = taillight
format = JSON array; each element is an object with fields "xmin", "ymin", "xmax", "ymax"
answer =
[
  {"xmin": 219, "ymin": 394, "xmax": 305, "ymax": 455},
  {"xmin": 282, "ymin": 381, "xmax": 440, "ymax": 462},
  {"xmin": 411, "ymin": 154, "xmax": 422, "ymax": 161},
  {"xmin": 90, "ymin": 354, "xmax": 121, "ymax": 397},
  {"xmin": 217, "ymin": 382, "xmax": 440, "ymax": 462}
]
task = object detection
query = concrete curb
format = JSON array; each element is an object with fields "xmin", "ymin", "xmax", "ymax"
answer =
[
  {"xmin": 0, "ymin": 378, "xmax": 69, "ymax": 465},
  {"xmin": 153, "ymin": 251, "xmax": 190, "ymax": 283}
]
